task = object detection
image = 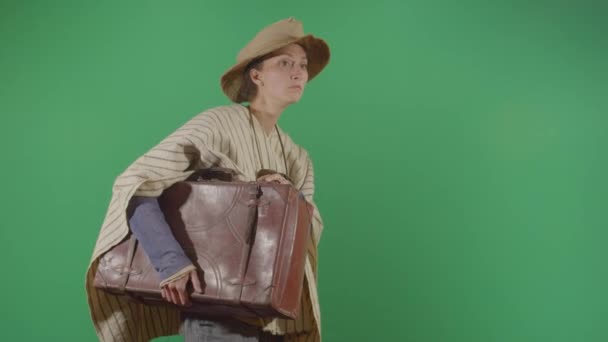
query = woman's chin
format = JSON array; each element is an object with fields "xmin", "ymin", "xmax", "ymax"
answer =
[{"xmin": 285, "ymin": 93, "xmax": 303, "ymax": 104}]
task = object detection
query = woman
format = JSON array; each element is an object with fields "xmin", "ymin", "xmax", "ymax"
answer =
[{"xmin": 85, "ymin": 17, "xmax": 329, "ymax": 342}]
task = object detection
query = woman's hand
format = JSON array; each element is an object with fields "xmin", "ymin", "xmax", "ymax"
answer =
[
  {"xmin": 161, "ymin": 269, "xmax": 203, "ymax": 306},
  {"xmin": 257, "ymin": 173, "xmax": 292, "ymax": 185}
]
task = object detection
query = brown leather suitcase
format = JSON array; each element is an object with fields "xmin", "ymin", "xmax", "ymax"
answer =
[{"xmin": 93, "ymin": 180, "xmax": 313, "ymax": 320}]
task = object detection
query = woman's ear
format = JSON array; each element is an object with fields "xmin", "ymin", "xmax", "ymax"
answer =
[{"xmin": 250, "ymin": 68, "xmax": 264, "ymax": 87}]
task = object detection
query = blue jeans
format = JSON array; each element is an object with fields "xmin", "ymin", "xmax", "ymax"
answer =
[{"xmin": 181, "ymin": 314, "xmax": 284, "ymax": 342}]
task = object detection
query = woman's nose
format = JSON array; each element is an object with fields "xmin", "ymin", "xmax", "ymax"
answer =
[{"xmin": 291, "ymin": 68, "xmax": 303, "ymax": 80}]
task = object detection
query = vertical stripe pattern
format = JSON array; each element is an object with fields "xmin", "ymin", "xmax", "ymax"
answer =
[{"xmin": 85, "ymin": 104, "xmax": 324, "ymax": 341}]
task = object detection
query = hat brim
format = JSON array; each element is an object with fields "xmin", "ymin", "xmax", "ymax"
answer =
[{"xmin": 220, "ymin": 35, "xmax": 330, "ymax": 103}]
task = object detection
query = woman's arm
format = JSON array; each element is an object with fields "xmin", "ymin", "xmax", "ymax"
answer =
[
  {"xmin": 127, "ymin": 196, "xmax": 202, "ymax": 305},
  {"xmin": 127, "ymin": 196, "xmax": 192, "ymax": 280}
]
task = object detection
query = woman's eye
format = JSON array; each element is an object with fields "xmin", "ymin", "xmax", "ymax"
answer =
[{"xmin": 300, "ymin": 64, "xmax": 308, "ymax": 69}]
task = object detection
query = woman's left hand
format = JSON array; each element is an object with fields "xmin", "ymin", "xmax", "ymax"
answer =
[{"xmin": 257, "ymin": 173, "xmax": 292, "ymax": 185}]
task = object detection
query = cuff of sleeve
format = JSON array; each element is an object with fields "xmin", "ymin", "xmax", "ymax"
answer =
[
  {"xmin": 159, "ymin": 264, "xmax": 197, "ymax": 288},
  {"xmin": 158, "ymin": 250, "xmax": 193, "ymax": 280}
]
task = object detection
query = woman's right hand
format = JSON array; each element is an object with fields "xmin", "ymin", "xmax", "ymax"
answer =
[{"xmin": 161, "ymin": 269, "xmax": 203, "ymax": 306}]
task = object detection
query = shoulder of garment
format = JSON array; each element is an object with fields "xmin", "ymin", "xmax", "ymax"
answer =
[{"xmin": 175, "ymin": 104, "xmax": 249, "ymax": 135}]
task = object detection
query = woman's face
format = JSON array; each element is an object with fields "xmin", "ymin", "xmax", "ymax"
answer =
[{"xmin": 250, "ymin": 43, "xmax": 309, "ymax": 105}]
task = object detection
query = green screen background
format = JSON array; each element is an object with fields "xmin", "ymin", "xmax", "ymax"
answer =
[{"xmin": 1, "ymin": 1, "xmax": 606, "ymax": 341}]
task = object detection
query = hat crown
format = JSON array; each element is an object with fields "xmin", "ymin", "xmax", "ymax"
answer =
[{"xmin": 237, "ymin": 17, "xmax": 305, "ymax": 62}]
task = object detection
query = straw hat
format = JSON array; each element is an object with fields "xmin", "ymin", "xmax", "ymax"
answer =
[{"xmin": 220, "ymin": 17, "xmax": 330, "ymax": 103}]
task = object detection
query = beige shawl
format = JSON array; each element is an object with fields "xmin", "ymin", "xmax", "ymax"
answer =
[{"xmin": 85, "ymin": 104, "xmax": 324, "ymax": 341}]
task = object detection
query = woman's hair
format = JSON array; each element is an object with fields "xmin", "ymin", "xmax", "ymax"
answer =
[
  {"xmin": 239, "ymin": 43, "xmax": 307, "ymax": 102},
  {"xmin": 239, "ymin": 55, "xmax": 269, "ymax": 103}
]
